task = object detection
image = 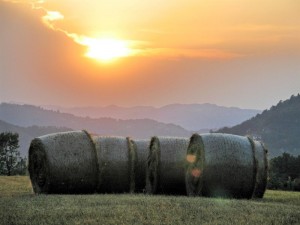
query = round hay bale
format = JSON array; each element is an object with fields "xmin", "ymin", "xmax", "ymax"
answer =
[
  {"xmin": 28, "ymin": 130, "xmax": 98, "ymax": 194},
  {"xmin": 131, "ymin": 139, "xmax": 150, "ymax": 193},
  {"xmin": 185, "ymin": 134, "xmax": 205, "ymax": 196},
  {"xmin": 252, "ymin": 141, "xmax": 268, "ymax": 198},
  {"xmin": 293, "ymin": 178, "xmax": 300, "ymax": 191},
  {"xmin": 92, "ymin": 136, "xmax": 136, "ymax": 193},
  {"xmin": 146, "ymin": 136, "xmax": 190, "ymax": 195},
  {"xmin": 194, "ymin": 133, "xmax": 256, "ymax": 198}
]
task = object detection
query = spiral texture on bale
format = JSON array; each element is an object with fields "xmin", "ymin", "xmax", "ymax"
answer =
[
  {"xmin": 28, "ymin": 130, "xmax": 98, "ymax": 194},
  {"xmin": 146, "ymin": 136, "xmax": 190, "ymax": 195},
  {"xmin": 185, "ymin": 134, "xmax": 205, "ymax": 196}
]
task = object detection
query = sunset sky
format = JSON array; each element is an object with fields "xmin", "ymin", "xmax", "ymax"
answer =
[{"xmin": 1, "ymin": 0, "xmax": 300, "ymax": 110}]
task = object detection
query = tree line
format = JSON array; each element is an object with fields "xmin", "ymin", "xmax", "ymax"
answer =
[
  {"xmin": 268, "ymin": 152, "xmax": 300, "ymax": 191},
  {"xmin": 0, "ymin": 132, "xmax": 27, "ymax": 175}
]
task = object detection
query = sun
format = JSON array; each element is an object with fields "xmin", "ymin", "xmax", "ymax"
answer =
[{"xmin": 83, "ymin": 38, "xmax": 132, "ymax": 62}]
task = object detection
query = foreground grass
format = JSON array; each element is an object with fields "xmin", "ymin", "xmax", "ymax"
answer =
[{"xmin": 0, "ymin": 176, "xmax": 299, "ymax": 225}]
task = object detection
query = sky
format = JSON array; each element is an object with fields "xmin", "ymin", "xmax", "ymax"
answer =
[{"xmin": 1, "ymin": 0, "xmax": 300, "ymax": 110}]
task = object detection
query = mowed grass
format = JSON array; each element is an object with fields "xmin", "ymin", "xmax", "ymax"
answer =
[{"xmin": 0, "ymin": 176, "xmax": 299, "ymax": 225}]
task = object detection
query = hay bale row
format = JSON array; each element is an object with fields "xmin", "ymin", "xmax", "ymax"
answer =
[
  {"xmin": 28, "ymin": 131, "xmax": 268, "ymax": 198},
  {"xmin": 146, "ymin": 137, "xmax": 190, "ymax": 195}
]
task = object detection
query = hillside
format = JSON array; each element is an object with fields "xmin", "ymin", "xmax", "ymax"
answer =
[
  {"xmin": 217, "ymin": 94, "xmax": 300, "ymax": 157},
  {"xmin": 0, "ymin": 120, "xmax": 72, "ymax": 156},
  {"xmin": 44, "ymin": 103, "xmax": 260, "ymax": 131},
  {"xmin": 0, "ymin": 103, "xmax": 191, "ymax": 140}
]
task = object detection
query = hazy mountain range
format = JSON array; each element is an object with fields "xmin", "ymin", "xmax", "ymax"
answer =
[
  {"xmin": 43, "ymin": 103, "xmax": 261, "ymax": 131},
  {"xmin": 217, "ymin": 94, "xmax": 300, "ymax": 157},
  {"xmin": 0, "ymin": 102, "xmax": 260, "ymax": 156},
  {"xmin": 1, "ymin": 96, "xmax": 299, "ymax": 158},
  {"xmin": 0, "ymin": 103, "xmax": 191, "ymax": 156},
  {"xmin": 0, "ymin": 103, "xmax": 193, "ymax": 136}
]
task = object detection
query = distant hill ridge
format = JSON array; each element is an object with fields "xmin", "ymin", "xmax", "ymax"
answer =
[
  {"xmin": 1, "ymin": 96, "xmax": 298, "ymax": 158},
  {"xmin": 43, "ymin": 103, "xmax": 261, "ymax": 131},
  {"xmin": 0, "ymin": 103, "xmax": 191, "ymax": 139},
  {"xmin": 217, "ymin": 94, "xmax": 300, "ymax": 157},
  {"xmin": 0, "ymin": 102, "xmax": 260, "ymax": 156}
]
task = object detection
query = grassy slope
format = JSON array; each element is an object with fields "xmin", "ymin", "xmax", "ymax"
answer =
[{"xmin": 0, "ymin": 176, "xmax": 299, "ymax": 225}]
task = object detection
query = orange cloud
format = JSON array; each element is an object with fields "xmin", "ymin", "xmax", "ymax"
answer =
[
  {"xmin": 3, "ymin": 0, "xmax": 244, "ymax": 60},
  {"xmin": 5, "ymin": 0, "xmax": 300, "ymax": 61},
  {"xmin": 42, "ymin": 11, "xmax": 64, "ymax": 30}
]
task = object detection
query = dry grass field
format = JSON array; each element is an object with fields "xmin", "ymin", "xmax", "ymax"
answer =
[{"xmin": 0, "ymin": 176, "xmax": 299, "ymax": 225}]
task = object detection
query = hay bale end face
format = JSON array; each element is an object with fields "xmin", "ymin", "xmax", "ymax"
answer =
[
  {"xmin": 146, "ymin": 137, "xmax": 160, "ymax": 194},
  {"xmin": 127, "ymin": 137, "xmax": 137, "ymax": 193},
  {"xmin": 92, "ymin": 136, "xmax": 136, "ymax": 193},
  {"xmin": 185, "ymin": 134, "xmax": 205, "ymax": 196},
  {"xmin": 131, "ymin": 139, "xmax": 150, "ymax": 193},
  {"xmin": 146, "ymin": 136, "xmax": 190, "ymax": 195},
  {"xmin": 262, "ymin": 144, "xmax": 269, "ymax": 193},
  {"xmin": 252, "ymin": 141, "xmax": 268, "ymax": 198},
  {"xmin": 200, "ymin": 133, "xmax": 256, "ymax": 199},
  {"xmin": 293, "ymin": 178, "xmax": 300, "ymax": 191},
  {"xmin": 28, "ymin": 130, "xmax": 98, "ymax": 194}
]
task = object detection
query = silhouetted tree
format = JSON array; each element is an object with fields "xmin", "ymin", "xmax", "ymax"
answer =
[
  {"xmin": 0, "ymin": 132, "xmax": 20, "ymax": 176},
  {"xmin": 14, "ymin": 157, "xmax": 27, "ymax": 175}
]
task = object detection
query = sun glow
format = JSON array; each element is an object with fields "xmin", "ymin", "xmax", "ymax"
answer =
[{"xmin": 82, "ymin": 38, "xmax": 132, "ymax": 62}]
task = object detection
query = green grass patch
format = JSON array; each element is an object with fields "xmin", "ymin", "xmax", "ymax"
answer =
[
  {"xmin": 0, "ymin": 176, "xmax": 33, "ymax": 197},
  {"xmin": 0, "ymin": 176, "xmax": 299, "ymax": 225}
]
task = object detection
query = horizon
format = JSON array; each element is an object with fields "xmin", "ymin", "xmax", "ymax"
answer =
[
  {"xmin": 1, "ymin": 99, "xmax": 269, "ymax": 111},
  {"xmin": 1, "ymin": 91, "xmax": 299, "ymax": 112},
  {"xmin": 1, "ymin": 0, "xmax": 300, "ymax": 110}
]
